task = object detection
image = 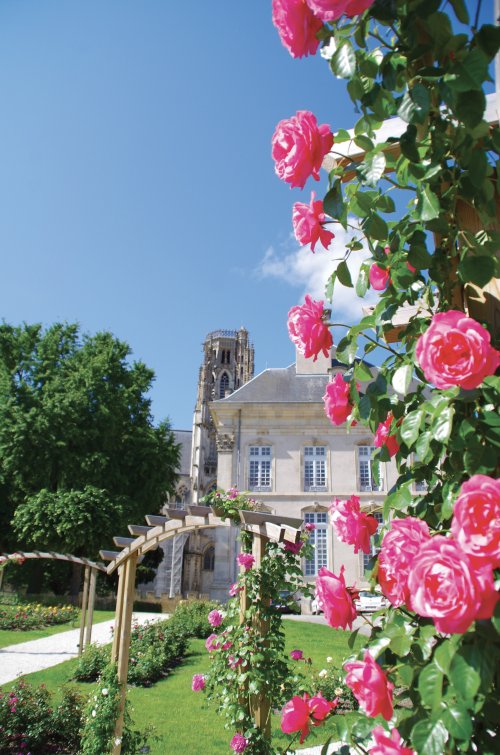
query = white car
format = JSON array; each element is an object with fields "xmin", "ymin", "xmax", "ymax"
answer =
[{"xmin": 354, "ymin": 591, "xmax": 388, "ymax": 612}]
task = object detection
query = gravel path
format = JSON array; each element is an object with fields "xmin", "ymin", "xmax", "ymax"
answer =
[{"xmin": 0, "ymin": 612, "xmax": 164, "ymax": 685}]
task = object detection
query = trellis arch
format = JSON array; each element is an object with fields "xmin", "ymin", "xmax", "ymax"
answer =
[
  {"xmin": 0, "ymin": 551, "xmax": 106, "ymax": 654},
  {"xmin": 99, "ymin": 504, "xmax": 303, "ymax": 755}
]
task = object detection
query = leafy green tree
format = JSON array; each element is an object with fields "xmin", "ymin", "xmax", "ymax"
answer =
[{"xmin": 0, "ymin": 322, "xmax": 179, "ymax": 590}]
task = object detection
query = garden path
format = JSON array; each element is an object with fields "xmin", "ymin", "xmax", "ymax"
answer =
[{"xmin": 0, "ymin": 612, "xmax": 164, "ymax": 685}]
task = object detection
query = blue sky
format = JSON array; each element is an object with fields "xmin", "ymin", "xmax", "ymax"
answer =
[{"xmin": 0, "ymin": 1, "xmax": 492, "ymax": 429}]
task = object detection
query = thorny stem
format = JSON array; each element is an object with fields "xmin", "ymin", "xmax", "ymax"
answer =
[{"xmin": 327, "ymin": 323, "xmax": 400, "ymax": 356}]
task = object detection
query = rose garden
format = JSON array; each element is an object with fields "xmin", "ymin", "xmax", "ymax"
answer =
[{"xmin": 1, "ymin": 1, "xmax": 499, "ymax": 753}]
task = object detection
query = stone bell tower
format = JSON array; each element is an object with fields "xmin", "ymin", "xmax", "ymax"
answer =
[{"xmin": 190, "ymin": 327, "xmax": 254, "ymax": 502}]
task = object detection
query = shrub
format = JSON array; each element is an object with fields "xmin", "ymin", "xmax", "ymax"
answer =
[
  {"xmin": 0, "ymin": 680, "xmax": 85, "ymax": 754},
  {"xmin": 74, "ymin": 643, "xmax": 109, "ymax": 682},
  {"xmin": 308, "ymin": 662, "xmax": 358, "ymax": 713},
  {"xmin": 169, "ymin": 599, "xmax": 221, "ymax": 638},
  {"xmin": 0, "ymin": 602, "xmax": 78, "ymax": 631}
]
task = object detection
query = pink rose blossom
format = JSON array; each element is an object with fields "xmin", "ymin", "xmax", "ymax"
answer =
[
  {"xmin": 306, "ymin": 0, "xmax": 375, "ymax": 22},
  {"xmin": 191, "ymin": 674, "xmax": 205, "ymax": 692},
  {"xmin": 272, "ymin": 0, "xmax": 323, "ymax": 59},
  {"xmin": 229, "ymin": 582, "xmax": 241, "ymax": 597},
  {"xmin": 237, "ymin": 552, "xmax": 255, "ymax": 571},
  {"xmin": 309, "ymin": 691, "xmax": 337, "ymax": 721},
  {"xmin": 290, "ymin": 649, "xmax": 304, "ymax": 660},
  {"xmin": 451, "ymin": 474, "xmax": 500, "ymax": 567},
  {"xmin": 369, "ymin": 263, "xmax": 391, "ymax": 291},
  {"xmin": 474, "ymin": 564, "xmax": 499, "ymax": 620},
  {"xmin": 344, "ymin": 651, "xmax": 394, "ymax": 720},
  {"xmin": 221, "ymin": 639, "xmax": 233, "ymax": 651},
  {"xmin": 378, "ymin": 517, "xmax": 431, "ymax": 607},
  {"xmin": 330, "ymin": 495, "xmax": 378, "ymax": 554},
  {"xmin": 228, "ymin": 655, "xmax": 243, "ymax": 669},
  {"xmin": 305, "ymin": 521, "xmax": 316, "ymax": 531},
  {"xmin": 281, "ymin": 694, "xmax": 311, "ymax": 743},
  {"xmin": 288, "ymin": 294, "xmax": 333, "ymax": 361},
  {"xmin": 285, "ymin": 539, "xmax": 304, "ymax": 555},
  {"xmin": 374, "ymin": 412, "xmax": 400, "ymax": 458},
  {"xmin": 315, "ymin": 565, "xmax": 358, "ymax": 629},
  {"xmin": 406, "ymin": 260, "xmax": 416, "ymax": 273},
  {"xmin": 369, "ymin": 726, "xmax": 416, "ymax": 755},
  {"xmin": 407, "ymin": 535, "xmax": 490, "ymax": 634},
  {"xmin": 415, "ymin": 310, "xmax": 500, "ymax": 390},
  {"xmin": 205, "ymin": 633, "xmax": 219, "ymax": 652},
  {"xmin": 323, "ymin": 373, "xmax": 353, "ymax": 425},
  {"xmin": 272, "ymin": 110, "xmax": 333, "ymax": 189},
  {"xmin": 208, "ymin": 609, "xmax": 223, "ymax": 627},
  {"xmin": 230, "ymin": 733, "xmax": 249, "ymax": 753},
  {"xmin": 293, "ymin": 192, "xmax": 334, "ymax": 251}
]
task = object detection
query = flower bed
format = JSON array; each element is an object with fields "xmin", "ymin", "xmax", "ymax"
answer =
[{"xmin": 0, "ymin": 603, "xmax": 79, "ymax": 631}]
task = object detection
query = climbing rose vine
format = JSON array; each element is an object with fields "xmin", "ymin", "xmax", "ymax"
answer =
[{"xmin": 271, "ymin": 0, "xmax": 500, "ymax": 753}]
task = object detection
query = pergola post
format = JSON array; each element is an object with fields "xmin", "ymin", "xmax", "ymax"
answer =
[
  {"xmin": 78, "ymin": 566, "xmax": 90, "ymax": 656},
  {"xmin": 250, "ymin": 532, "xmax": 271, "ymax": 740},
  {"xmin": 112, "ymin": 552, "xmax": 138, "ymax": 755},
  {"xmin": 84, "ymin": 567, "xmax": 97, "ymax": 649},
  {"xmin": 111, "ymin": 564, "xmax": 126, "ymax": 663}
]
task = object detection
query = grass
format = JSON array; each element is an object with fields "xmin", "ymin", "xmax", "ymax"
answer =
[
  {"xmin": 1, "ymin": 618, "xmax": 363, "ymax": 754},
  {"xmin": 0, "ymin": 610, "xmax": 116, "ymax": 648}
]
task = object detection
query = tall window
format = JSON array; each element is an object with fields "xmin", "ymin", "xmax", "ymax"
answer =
[
  {"xmin": 248, "ymin": 446, "xmax": 272, "ymax": 491},
  {"xmin": 219, "ymin": 372, "xmax": 229, "ymax": 398},
  {"xmin": 362, "ymin": 511, "xmax": 383, "ymax": 574},
  {"xmin": 304, "ymin": 511, "xmax": 328, "ymax": 576},
  {"xmin": 304, "ymin": 446, "xmax": 327, "ymax": 491},
  {"xmin": 203, "ymin": 545, "xmax": 215, "ymax": 571},
  {"xmin": 358, "ymin": 446, "xmax": 383, "ymax": 492}
]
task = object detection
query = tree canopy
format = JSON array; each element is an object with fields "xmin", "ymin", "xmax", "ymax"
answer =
[{"xmin": 0, "ymin": 322, "xmax": 179, "ymax": 559}]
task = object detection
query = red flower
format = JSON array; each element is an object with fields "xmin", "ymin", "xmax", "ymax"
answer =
[
  {"xmin": 281, "ymin": 694, "xmax": 311, "ymax": 743},
  {"xmin": 369, "ymin": 725, "xmax": 416, "ymax": 755},
  {"xmin": 272, "ymin": 0, "xmax": 323, "ymax": 59},
  {"xmin": 369, "ymin": 263, "xmax": 390, "ymax": 291},
  {"xmin": 377, "ymin": 517, "xmax": 431, "ymax": 607},
  {"xmin": 344, "ymin": 651, "xmax": 394, "ymax": 720},
  {"xmin": 374, "ymin": 412, "xmax": 399, "ymax": 458},
  {"xmin": 306, "ymin": 0, "xmax": 375, "ymax": 22},
  {"xmin": 323, "ymin": 373, "xmax": 353, "ymax": 425},
  {"xmin": 451, "ymin": 474, "xmax": 500, "ymax": 567},
  {"xmin": 292, "ymin": 192, "xmax": 334, "ymax": 251},
  {"xmin": 329, "ymin": 495, "xmax": 378, "ymax": 554},
  {"xmin": 315, "ymin": 565, "xmax": 358, "ymax": 630},
  {"xmin": 288, "ymin": 294, "xmax": 332, "ymax": 361},
  {"xmin": 272, "ymin": 110, "xmax": 333, "ymax": 189}
]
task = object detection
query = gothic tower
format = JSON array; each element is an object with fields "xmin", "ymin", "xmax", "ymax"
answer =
[{"xmin": 191, "ymin": 327, "xmax": 254, "ymax": 502}]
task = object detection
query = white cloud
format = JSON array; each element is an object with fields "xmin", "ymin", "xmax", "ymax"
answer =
[{"xmin": 256, "ymin": 222, "xmax": 378, "ymax": 322}]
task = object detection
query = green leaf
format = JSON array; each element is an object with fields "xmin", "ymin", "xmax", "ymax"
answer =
[
  {"xmin": 392, "ymin": 364, "xmax": 412, "ymax": 395},
  {"xmin": 402, "ymin": 84, "xmax": 430, "ymax": 124},
  {"xmin": 441, "ymin": 703, "xmax": 473, "ymax": 741},
  {"xmin": 448, "ymin": 0, "xmax": 469, "ymax": 24},
  {"xmin": 416, "ymin": 185, "xmax": 441, "ymax": 221},
  {"xmin": 433, "ymin": 405, "xmax": 455, "ymax": 444},
  {"xmin": 456, "ymin": 89, "xmax": 486, "ymax": 129},
  {"xmin": 324, "ymin": 181, "xmax": 345, "ymax": 223},
  {"xmin": 416, "ymin": 430, "xmax": 432, "ymax": 463},
  {"xmin": 459, "ymin": 255, "xmax": 497, "ymax": 287},
  {"xmin": 449, "ymin": 653, "xmax": 481, "ymax": 702},
  {"xmin": 336, "ymin": 336, "xmax": 358, "ymax": 365},
  {"xmin": 446, "ymin": 48, "xmax": 489, "ymax": 92},
  {"xmin": 390, "ymin": 633, "xmax": 412, "ymax": 656},
  {"xmin": 335, "ymin": 128, "xmax": 352, "ymax": 143},
  {"xmin": 362, "ymin": 212, "xmax": 388, "ymax": 240},
  {"xmin": 337, "ymin": 260, "xmax": 353, "ymax": 287},
  {"xmin": 331, "ymin": 41, "xmax": 356, "ymax": 78},
  {"xmin": 418, "ymin": 663, "xmax": 443, "ymax": 711},
  {"xmin": 358, "ymin": 151, "xmax": 386, "ymax": 187},
  {"xmin": 325, "ymin": 271, "xmax": 336, "ymax": 302},
  {"xmin": 400, "ymin": 126, "xmax": 420, "ymax": 163},
  {"xmin": 400, "ymin": 408, "xmax": 425, "ymax": 447},
  {"xmin": 434, "ymin": 640, "xmax": 456, "ymax": 674},
  {"xmin": 356, "ymin": 264, "xmax": 370, "ymax": 297},
  {"xmin": 411, "ymin": 719, "xmax": 448, "ymax": 755},
  {"xmin": 354, "ymin": 134, "xmax": 374, "ymax": 152},
  {"xmin": 355, "ymin": 361, "xmax": 373, "ymax": 382}
]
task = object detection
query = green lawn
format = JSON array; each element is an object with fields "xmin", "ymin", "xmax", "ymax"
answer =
[
  {"xmin": 0, "ymin": 610, "xmax": 116, "ymax": 648},
  {"xmin": 1, "ymin": 618, "xmax": 363, "ymax": 754}
]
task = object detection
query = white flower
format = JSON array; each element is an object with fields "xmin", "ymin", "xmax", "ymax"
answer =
[
  {"xmin": 319, "ymin": 669, "xmax": 328, "ymax": 678},
  {"xmin": 326, "ymin": 656, "xmax": 333, "ymax": 663},
  {"xmin": 102, "ymin": 688, "xmax": 109, "ymax": 696},
  {"xmin": 320, "ymin": 37, "xmax": 337, "ymax": 61},
  {"xmin": 91, "ymin": 710, "xmax": 97, "ymax": 717},
  {"xmin": 115, "ymin": 738, "xmax": 122, "ymax": 746}
]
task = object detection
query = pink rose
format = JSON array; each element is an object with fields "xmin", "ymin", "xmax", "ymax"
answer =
[
  {"xmin": 451, "ymin": 474, "xmax": 500, "ymax": 567},
  {"xmin": 228, "ymin": 655, "xmax": 243, "ymax": 669},
  {"xmin": 415, "ymin": 310, "xmax": 500, "ymax": 390},
  {"xmin": 330, "ymin": 495, "xmax": 378, "ymax": 554},
  {"xmin": 237, "ymin": 552, "xmax": 255, "ymax": 571},
  {"xmin": 290, "ymin": 649, "xmax": 304, "ymax": 660},
  {"xmin": 315, "ymin": 565, "xmax": 358, "ymax": 630},
  {"xmin": 369, "ymin": 726, "xmax": 416, "ymax": 755},
  {"xmin": 369, "ymin": 263, "xmax": 391, "ymax": 291},
  {"xmin": 323, "ymin": 373, "xmax": 353, "ymax": 425},
  {"xmin": 306, "ymin": 0, "xmax": 375, "ymax": 21},
  {"xmin": 191, "ymin": 674, "xmax": 205, "ymax": 692},
  {"xmin": 378, "ymin": 517, "xmax": 431, "ymax": 607},
  {"xmin": 344, "ymin": 651, "xmax": 394, "ymax": 720},
  {"xmin": 474, "ymin": 564, "xmax": 499, "ymax": 620},
  {"xmin": 308, "ymin": 691, "xmax": 337, "ymax": 721},
  {"xmin": 205, "ymin": 633, "xmax": 220, "ymax": 652},
  {"xmin": 272, "ymin": 110, "xmax": 333, "ymax": 189},
  {"xmin": 374, "ymin": 412, "xmax": 399, "ymax": 458},
  {"xmin": 208, "ymin": 609, "xmax": 223, "ymax": 627},
  {"xmin": 229, "ymin": 582, "xmax": 241, "ymax": 597},
  {"xmin": 281, "ymin": 694, "xmax": 311, "ymax": 743},
  {"xmin": 293, "ymin": 192, "xmax": 334, "ymax": 251},
  {"xmin": 230, "ymin": 733, "xmax": 248, "ymax": 753},
  {"xmin": 288, "ymin": 294, "xmax": 333, "ymax": 361},
  {"xmin": 407, "ymin": 536, "xmax": 488, "ymax": 634},
  {"xmin": 272, "ymin": 0, "xmax": 323, "ymax": 58},
  {"xmin": 285, "ymin": 539, "xmax": 304, "ymax": 555},
  {"xmin": 305, "ymin": 522, "xmax": 316, "ymax": 531}
]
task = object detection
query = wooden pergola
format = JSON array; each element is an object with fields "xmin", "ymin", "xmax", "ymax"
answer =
[
  {"xmin": 0, "ymin": 550, "xmax": 107, "ymax": 654},
  {"xmin": 100, "ymin": 504, "xmax": 303, "ymax": 755}
]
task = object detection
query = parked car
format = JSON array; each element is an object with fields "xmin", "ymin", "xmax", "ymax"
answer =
[
  {"xmin": 311, "ymin": 597, "xmax": 322, "ymax": 615},
  {"xmin": 271, "ymin": 590, "xmax": 301, "ymax": 614},
  {"xmin": 354, "ymin": 591, "xmax": 388, "ymax": 613}
]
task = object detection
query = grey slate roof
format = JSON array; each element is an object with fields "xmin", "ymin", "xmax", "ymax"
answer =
[
  {"xmin": 172, "ymin": 430, "xmax": 192, "ymax": 475},
  {"xmin": 212, "ymin": 364, "xmax": 329, "ymax": 405}
]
